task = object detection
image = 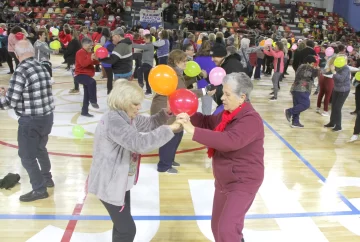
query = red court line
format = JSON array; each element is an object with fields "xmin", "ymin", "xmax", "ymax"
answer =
[
  {"xmin": 0, "ymin": 140, "xmax": 205, "ymax": 158},
  {"xmin": 60, "ymin": 177, "xmax": 89, "ymax": 242}
]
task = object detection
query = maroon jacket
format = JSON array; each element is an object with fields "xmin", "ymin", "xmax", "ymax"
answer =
[{"xmin": 191, "ymin": 103, "xmax": 264, "ymax": 193}]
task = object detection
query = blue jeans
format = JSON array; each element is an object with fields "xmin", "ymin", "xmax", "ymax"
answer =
[
  {"xmin": 289, "ymin": 91, "xmax": 310, "ymax": 124},
  {"xmin": 74, "ymin": 75, "xmax": 97, "ymax": 115},
  {"xmin": 114, "ymin": 72, "xmax": 132, "ymax": 80},
  {"xmin": 18, "ymin": 113, "xmax": 54, "ymax": 192},
  {"xmin": 157, "ymin": 131, "xmax": 183, "ymax": 172}
]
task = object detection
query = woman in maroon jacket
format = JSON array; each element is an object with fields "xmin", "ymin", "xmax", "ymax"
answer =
[{"xmin": 177, "ymin": 72, "xmax": 264, "ymax": 242}]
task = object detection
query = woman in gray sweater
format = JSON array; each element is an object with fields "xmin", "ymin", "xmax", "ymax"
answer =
[
  {"xmin": 88, "ymin": 80, "xmax": 181, "ymax": 242},
  {"xmin": 324, "ymin": 55, "xmax": 351, "ymax": 132}
]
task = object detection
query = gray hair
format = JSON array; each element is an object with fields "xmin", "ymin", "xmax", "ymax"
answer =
[
  {"xmin": 223, "ymin": 72, "xmax": 253, "ymax": 99},
  {"xmin": 14, "ymin": 40, "xmax": 35, "ymax": 57},
  {"xmin": 81, "ymin": 37, "xmax": 93, "ymax": 46},
  {"xmin": 240, "ymin": 38, "xmax": 250, "ymax": 49}
]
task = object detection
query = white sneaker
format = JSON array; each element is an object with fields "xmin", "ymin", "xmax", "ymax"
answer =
[
  {"xmin": 316, "ymin": 107, "xmax": 321, "ymax": 113},
  {"xmin": 50, "ymin": 77, "xmax": 55, "ymax": 85},
  {"xmin": 348, "ymin": 135, "xmax": 358, "ymax": 143},
  {"xmin": 321, "ymin": 111, "xmax": 329, "ymax": 117}
]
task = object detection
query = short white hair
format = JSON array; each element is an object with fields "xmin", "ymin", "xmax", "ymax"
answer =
[
  {"xmin": 240, "ymin": 38, "xmax": 250, "ymax": 49},
  {"xmin": 108, "ymin": 79, "xmax": 145, "ymax": 111},
  {"xmin": 223, "ymin": 72, "xmax": 253, "ymax": 99},
  {"xmin": 14, "ymin": 40, "xmax": 35, "ymax": 57}
]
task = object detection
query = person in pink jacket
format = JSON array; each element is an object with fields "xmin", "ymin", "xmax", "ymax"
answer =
[
  {"xmin": 263, "ymin": 41, "xmax": 285, "ymax": 101},
  {"xmin": 177, "ymin": 72, "xmax": 265, "ymax": 242}
]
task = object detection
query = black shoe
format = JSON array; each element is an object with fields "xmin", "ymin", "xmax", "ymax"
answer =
[
  {"xmin": 350, "ymin": 111, "xmax": 357, "ymax": 115},
  {"xmin": 81, "ymin": 113, "xmax": 94, "ymax": 117},
  {"xmin": 7, "ymin": 71, "xmax": 14, "ymax": 75},
  {"xmin": 313, "ymin": 91, "xmax": 319, "ymax": 95},
  {"xmin": 332, "ymin": 125, "xmax": 342, "ymax": 132},
  {"xmin": 172, "ymin": 161, "xmax": 180, "ymax": 167},
  {"xmin": 241, "ymin": 238, "xmax": 245, "ymax": 242},
  {"xmin": 269, "ymin": 91, "xmax": 274, "ymax": 95},
  {"xmin": 291, "ymin": 122, "xmax": 304, "ymax": 128},
  {"xmin": 45, "ymin": 179, "xmax": 55, "ymax": 188},
  {"xmin": 19, "ymin": 190, "xmax": 49, "ymax": 202},
  {"xmin": 90, "ymin": 102, "xmax": 99, "ymax": 109},
  {"xmin": 269, "ymin": 96, "xmax": 277, "ymax": 101},
  {"xmin": 284, "ymin": 109, "xmax": 292, "ymax": 123},
  {"xmin": 324, "ymin": 123, "xmax": 335, "ymax": 128}
]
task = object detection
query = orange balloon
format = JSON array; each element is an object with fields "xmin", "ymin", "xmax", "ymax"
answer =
[
  {"xmin": 259, "ymin": 40, "xmax": 265, "ymax": 47},
  {"xmin": 148, "ymin": 65, "xmax": 178, "ymax": 96}
]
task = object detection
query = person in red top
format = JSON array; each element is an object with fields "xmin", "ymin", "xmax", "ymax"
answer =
[
  {"xmin": 74, "ymin": 37, "xmax": 100, "ymax": 117},
  {"xmin": 176, "ymin": 72, "xmax": 264, "ymax": 242},
  {"xmin": 91, "ymin": 27, "xmax": 103, "ymax": 45}
]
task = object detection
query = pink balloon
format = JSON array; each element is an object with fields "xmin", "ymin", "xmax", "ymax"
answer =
[
  {"xmin": 209, "ymin": 67, "xmax": 226, "ymax": 86},
  {"xmin": 143, "ymin": 29, "xmax": 150, "ymax": 35},
  {"xmin": 291, "ymin": 44, "xmax": 298, "ymax": 50},
  {"xmin": 347, "ymin": 46, "xmax": 353, "ymax": 53},
  {"xmin": 325, "ymin": 47, "xmax": 334, "ymax": 57},
  {"xmin": 265, "ymin": 39, "xmax": 272, "ymax": 46}
]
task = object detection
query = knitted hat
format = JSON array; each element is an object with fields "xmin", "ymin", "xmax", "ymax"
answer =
[
  {"xmin": 210, "ymin": 43, "xmax": 227, "ymax": 57},
  {"xmin": 112, "ymin": 27, "xmax": 124, "ymax": 37}
]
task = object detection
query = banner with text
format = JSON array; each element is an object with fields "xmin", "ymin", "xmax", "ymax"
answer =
[{"xmin": 140, "ymin": 9, "xmax": 163, "ymax": 28}]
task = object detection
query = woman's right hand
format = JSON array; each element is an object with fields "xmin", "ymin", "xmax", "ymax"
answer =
[{"xmin": 168, "ymin": 121, "xmax": 182, "ymax": 132}]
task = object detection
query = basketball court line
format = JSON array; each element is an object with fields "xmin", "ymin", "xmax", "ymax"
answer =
[
  {"xmin": 262, "ymin": 120, "xmax": 360, "ymax": 213},
  {"xmin": 1, "ymin": 119, "xmax": 359, "ymax": 241},
  {"xmin": 0, "ymin": 210, "xmax": 359, "ymax": 221}
]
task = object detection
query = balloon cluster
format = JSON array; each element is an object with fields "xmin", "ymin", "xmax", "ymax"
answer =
[{"xmin": 149, "ymin": 63, "xmax": 226, "ymax": 116}]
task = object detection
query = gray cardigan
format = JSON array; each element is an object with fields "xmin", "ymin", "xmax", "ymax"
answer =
[
  {"xmin": 333, "ymin": 65, "xmax": 351, "ymax": 93},
  {"xmin": 34, "ymin": 40, "xmax": 52, "ymax": 62},
  {"xmin": 88, "ymin": 109, "xmax": 174, "ymax": 206}
]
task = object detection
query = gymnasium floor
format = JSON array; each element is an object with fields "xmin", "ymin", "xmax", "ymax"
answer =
[{"xmin": 0, "ymin": 55, "xmax": 360, "ymax": 242}]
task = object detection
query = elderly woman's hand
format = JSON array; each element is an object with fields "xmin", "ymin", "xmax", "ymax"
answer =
[
  {"xmin": 200, "ymin": 70, "xmax": 208, "ymax": 79},
  {"xmin": 176, "ymin": 112, "xmax": 190, "ymax": 122},
  {"xmin": 176, "ymin": 113, "xmax": 195, "ymax": 135}
]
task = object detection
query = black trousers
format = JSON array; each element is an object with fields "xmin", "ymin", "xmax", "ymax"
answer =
[
  {"xmin": 137, "ymin": 63, "xmax": 152, "ymax": 93},
  {"xmin": 101, "ymin": 191, "xmax": 136, "ymax": 242},
  {"xmin": 18, "ymin": 113, "xmax": 53, "ymax": 192},
  {"xmin": 354, "ymin": 85, "xmax": 360, "ymax": 112},
  {"xmin": 329, "ymin": 90, "xmax": 350, "ymax": 128},
  {"xmin": 104, "ymin": 67, "xmax": 114, "ymax": 94},
  {"xmin": 158, "ymin": 131, "xmax": 183, "ymax": 172},
  {"xmin": 8, "ymin": 51, "xmax": 19, "ymax": 73}
]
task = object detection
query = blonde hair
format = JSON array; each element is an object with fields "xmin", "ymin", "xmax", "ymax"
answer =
[{"xmin": 107, "ymin": 79, "xmax": 145, "ymax": 111}]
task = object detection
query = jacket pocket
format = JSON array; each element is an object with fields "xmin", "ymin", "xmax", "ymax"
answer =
[{"xmin": 231, "ymin": 166, "xmax": 243, "ymax": 183}]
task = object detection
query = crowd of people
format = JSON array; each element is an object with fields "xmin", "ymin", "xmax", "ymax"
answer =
[{"xmin": 0, "ymin": 1, "xmax": 360, "ymax": 242}]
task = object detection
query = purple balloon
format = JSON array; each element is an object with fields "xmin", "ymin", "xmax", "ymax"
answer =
[{"xmin": 209, "ymin": 67, "xmax": 226, "ymax": 86}]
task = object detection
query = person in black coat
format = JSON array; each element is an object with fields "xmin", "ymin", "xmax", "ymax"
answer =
[
  {"xmin": 210, "ymin": 43, "xmax": 247, "ymax": 106},
  {"xmin": 293, "ymin": 40, "xmax": 316, "ymax": 71}
]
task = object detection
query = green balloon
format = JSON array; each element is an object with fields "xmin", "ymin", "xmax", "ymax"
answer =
[
  {"xmin": 334, "ymin": 57, "xmax": 346, "ymax": 68},
  {"xmin": 72, "ymin": 125, "xmax": 85, "ymax": 138},
  {"xmin": 355, "ymin": 72, "xmax": 360, "ymax": 81},
  {"xmin": 184, "ymin": 61, "xmax": 201, "ymax": 77}
]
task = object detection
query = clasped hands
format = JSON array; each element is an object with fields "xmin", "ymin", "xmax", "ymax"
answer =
[{"xmin": 168, "ymin": 113, "xmax": 195, "ymax": 134}]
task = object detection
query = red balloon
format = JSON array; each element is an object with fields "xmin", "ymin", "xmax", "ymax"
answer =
[
  {"xmin": 168, "ymin": 89, "xmax": 199, "ymax": 116},
  {"xmin": 0, "ymin": 28, "xmax": 4, "ymax": 35},
  {"xmin": 96, "ymin": 47, "xmax": 108, "ymax": 59}
]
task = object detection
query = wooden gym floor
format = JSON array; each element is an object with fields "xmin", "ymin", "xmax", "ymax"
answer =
[{"xmin": 0, "ymin": 55, "xmax": 359, "ymax": 242}]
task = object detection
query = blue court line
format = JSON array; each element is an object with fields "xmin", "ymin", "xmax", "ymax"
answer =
[
  {"xmin": 0, "ymin": 210, "xmax": 359, "ymax": 221},
  {"xmin": 262, "ymin": 120, "xmax": 360, "ymax": 213}
]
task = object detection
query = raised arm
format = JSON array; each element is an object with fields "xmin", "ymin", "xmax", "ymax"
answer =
[
  {"xmin": 108, "ymin": 115, "xmax": 174, "ymax": 154},
  {"xmin": 135, "ymin": 109, "xmax": 172, "ymax": 132},
  {"xmin": 190, "ymin": 112, "xmax": 221, "ymax": 130},
  {"xmin": 192, "ymin": 115, "xmax": 263, "ymax": 152}
]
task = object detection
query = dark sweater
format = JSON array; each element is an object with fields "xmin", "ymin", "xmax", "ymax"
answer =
[
  {"xmin": 100, "ymin": 38, "xmax": 133, "ymax": 74},
  {"xmin": 333, "ymin": 65, "xmax": 351, "ymax": 93},
  {"xmin": 293, "ymin": 47, "xmax": 316, "ymax": 71}
]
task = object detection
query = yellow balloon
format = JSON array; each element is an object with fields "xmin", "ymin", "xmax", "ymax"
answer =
[
  {"xmin": 287, "ymin": 43, "xmax": 290, "ymax": 49},
  {"xmin": 333, "ymin": 56, "xmax": 347, "ymax": 68},
  {"xmin": 272, "ymin": 42, "xmax": 276, "ymax": 47},
  {"xmin": 94, "ymin": 44, "xmax": 102, "ymax": 52},
  {"xmin": 51, "ymin": 28, "xmax": 59, "ymax": 36},
  {"xmin": 355, "ymin": 72, "xmax": 360, "ymax": 81},
  {"xmin": 49, "ymin": 40, "xmax": 61, "ymax": 50}
]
